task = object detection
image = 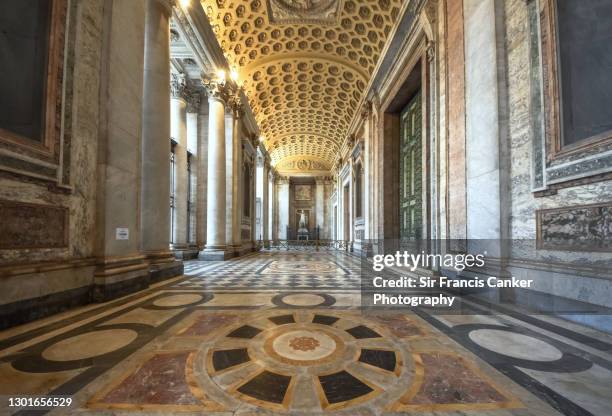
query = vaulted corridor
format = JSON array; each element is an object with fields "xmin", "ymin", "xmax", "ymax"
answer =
[{"xmin": 1, "ymin": 0, "xmax": 611, "ymax": 414}]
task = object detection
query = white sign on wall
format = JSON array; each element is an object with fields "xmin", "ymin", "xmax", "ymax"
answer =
[{"xmin": 115, "ymin": 227, "xmax": 129, "ymax": 240}]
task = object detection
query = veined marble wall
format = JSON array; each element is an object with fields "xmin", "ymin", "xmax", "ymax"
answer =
[
  {"xmin": 505, "ymin": 0, "xmax": 612, "ymax": 243},
  {"xmin": 0, "ymin": 0, "xmax": 104, "ymax": 326},
  {"xmin": 0, "ymin": 0, "xmax": 102, "ymax": 266},
  {"xmin": 0, "ymin": 0, "xmax": 186, "ymax": 327},
  {"xmin": 350, "ymin": 0, "xmax": 612, "ymax": 310},
  {"xmin": 502, "ymin": 0, "xmax": 612, "ymax": 307}
]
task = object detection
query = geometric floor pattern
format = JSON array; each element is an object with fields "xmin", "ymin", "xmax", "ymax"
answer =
[
  {"xmin": 0, "ymin": 252, "xmax": 611, "ymax": 415},
  {"xmin": 181, "ymin": 252, "xmax": 363, "ymax": 291}
]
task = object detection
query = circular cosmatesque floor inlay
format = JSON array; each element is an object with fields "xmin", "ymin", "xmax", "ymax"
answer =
[
  {"xmin": 152, "ymin": 293, "xmax": 204, "ymax": 307},
  {"xmin": 42, "ymin": 329, "xmax": 138, "ymax": 362},
  {"xmin": 469, "ymin": 329, "xmax": 563, "ymax": 362},
  {"xmin": 270, "ymin": 329, "xmax": 339, "ymax": 364},
  {"xmin": 201, "ymin": 312, "xmax": 408, "ymax": 412}
]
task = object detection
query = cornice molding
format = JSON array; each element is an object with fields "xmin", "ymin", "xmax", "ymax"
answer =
[{"xmin": 171, "ymin": 4, "xmax": 214, "ymax": 72}]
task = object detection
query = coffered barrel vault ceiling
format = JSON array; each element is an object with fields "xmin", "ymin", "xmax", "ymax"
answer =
[{"xmin": 201, "ymin": 0, "xmax": 404, "ymax": 168}]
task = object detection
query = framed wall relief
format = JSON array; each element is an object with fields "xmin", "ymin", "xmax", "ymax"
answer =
[
  {"xmin": 530, "ymin": 0, "xmax": 612, "ymax": 194},
  {"xmin": 536, "ymin": 203, "xmax": 612, "ymax": 252},
  {"xmin": 295, "ymin": 185, "xmax": 312, "ymax": 201},
  {"xmin": 0, "ymin": 0, "xmax": 69, "ymax": 185}
]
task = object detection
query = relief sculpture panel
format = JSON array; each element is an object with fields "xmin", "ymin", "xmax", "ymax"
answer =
[
  {"xmin": 295, "ymin": 185, "xmax": 312, "ymax": 201},
  {"xmin": 536, "ymin": 203, "xmax": 612, "ymax": 252}
]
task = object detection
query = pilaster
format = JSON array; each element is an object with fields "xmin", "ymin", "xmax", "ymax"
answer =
[
  {"xmin": 262, "ymin": 158, "xmax": 270, "ymax": 244},
  {"xmin": 277, "ymin": 176, "xmax": 290, "ymax": 240},
  {"xmin": 94, "ymin": 0, "xmax": 149, "ymax": 299}
]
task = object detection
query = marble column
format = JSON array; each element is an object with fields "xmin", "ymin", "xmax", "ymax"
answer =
[
  {"xmin": 277, "ymin": 177, "xmax": 290, "ymax": 239},
  {"xmin": 255, "ymin": 153, "xmax": 264, "ymax": 241},
  {"xmin": 141, "ymin": 0, "xmax": 182, "ymax": 280},
  {"xmin": 186, "ymin": 92, "xmax": 200, "ymax": 250},
  {"xmin": 227, "ymin": 98, "xmax": 243, "ymax": 255},
  {"xmin": 262, "ymin": 159, "xmax": 270, "ymax": 244},
  {"xmin": 362, "ymin": 104, "xmax": 372, "ymax": 240},
  {"xmin": 315, "ymin": 177, "xmax": 325, "ymax": 239},
  {"xmin": 170, "ymin": 73, "xmax": 188, "ymax": 257},
  {"xmin": 196, "ymin": 98, "xmax": 209, "ymax": 250},
  {"xmin": 250, "ymin": 157, "xmax": 257, "ymax": 245},
  {"xmin": 268, "ymin": 170, "xmax": 275, "ymax": 242},
  {"xmin": 199, "ymin": 77, "xmax": 232, "ymax": 260}
]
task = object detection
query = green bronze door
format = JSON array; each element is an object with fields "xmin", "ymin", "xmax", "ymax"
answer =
[{"xmin": 399, "ymin": 90, "xmax": 422, "ymax": 241}]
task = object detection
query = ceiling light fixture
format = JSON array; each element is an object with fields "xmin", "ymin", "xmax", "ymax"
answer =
[
  {"xmin": 216, "ymin": 69, "xmax": 226, "ymax": 82},
  {"xmin": 230, "ymin": 68, "xmax": 239, "ymax": 83}
]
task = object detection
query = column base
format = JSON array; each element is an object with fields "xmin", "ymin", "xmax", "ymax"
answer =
[
  {"xmin": 0, "ymin": 260, "xmax": 95, "ymax": 330},
  {"xmin": 150, "ymin": 261, "xmax": 184, "ymax": 283},
  {"xmin": 230, "ymin": 244, "xmax": 243, "ymax": 258},
  {"xmin": 144, "ymin": 250, "xmax": 184, "ymax": 282},
  {"xmin": 172, "ymin": 245, "xmax": 200, "ymax": 260},
  {"xmin": 235, "ymin": 243, "xmax": 257, "ymax": 257},
  {"xmin": 93, "ymin": 254, "xmax": 150, "ymax": 302},
  {"xmin": 198, "ymin": 247, "xmax": 234, "ymax": 261}
]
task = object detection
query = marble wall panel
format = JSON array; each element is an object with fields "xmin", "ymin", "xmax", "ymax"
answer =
[
  {"xmin": 463, "ymin": 0, "xmax": 502, "ymax": 240},
  {"xmin": 0, "ymin": 200, "xmax": 68, "ymax": 249},
  {"xmin": 446, "ymin": 0, "xmax": 467, "ymax": 240}
]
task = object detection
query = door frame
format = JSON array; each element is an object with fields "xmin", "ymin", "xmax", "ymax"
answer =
[{"xmin": 378, "ymin": 36, "xmax": 432, "ymax": 248}]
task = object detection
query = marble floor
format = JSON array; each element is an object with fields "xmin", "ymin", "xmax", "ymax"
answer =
[{"xmin": 0, "ymin": 252, "xmax": 611, "ymax": 415}]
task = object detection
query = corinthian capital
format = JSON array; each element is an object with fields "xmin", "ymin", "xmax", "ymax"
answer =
[
  {"xmin": 361, "ymin": 101, "xmax": 372, "ymax": 120},
  {"xmin": 229, "ymin": 94, "xmax": 245, "ymax": 118},
  {"xmin": 201, "ymin": 75, "xmax": 234, "ymax": 104},
  {"xmin": 170, "ymin": 73, "xmax": 188, "ymax": 101},
  {"xmin": 186, "ymin": 90, "xmax": 201, "ymax": 113}
]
